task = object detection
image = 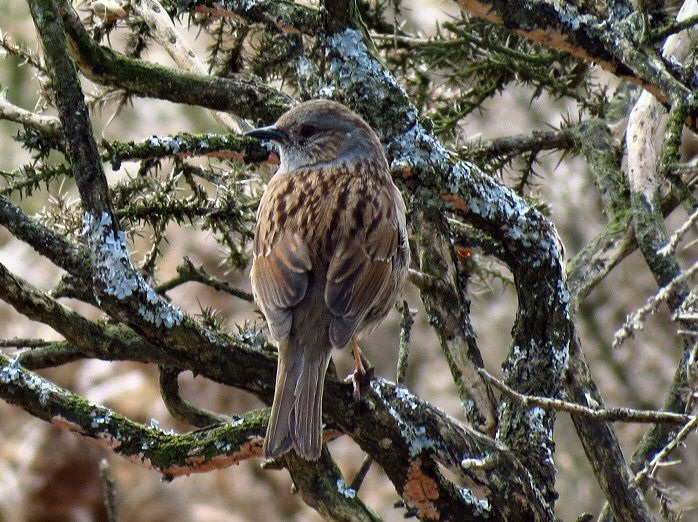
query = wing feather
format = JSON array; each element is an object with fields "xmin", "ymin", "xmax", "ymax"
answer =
[
  {"xmin": 251, "ymin": 231, "xmax": 312, "ymax": 341},
  {"xmin": 325, "ymin": 184, "xmax": 401, "ymax": 348}
]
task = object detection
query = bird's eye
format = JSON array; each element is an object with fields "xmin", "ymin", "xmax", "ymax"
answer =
[{"xmin": 299, "ymin": 124, "xmax": 318, "ymax": 138}]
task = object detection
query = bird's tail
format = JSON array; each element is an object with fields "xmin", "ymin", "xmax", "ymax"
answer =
[{"xmin": 264, "ymin": 337, "xmax": 331, "ymax": 460}]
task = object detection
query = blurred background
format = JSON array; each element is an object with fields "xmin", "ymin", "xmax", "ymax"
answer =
[{"xmin": 1, "ymin": 1, "xmax": 697, "ymax": 520}]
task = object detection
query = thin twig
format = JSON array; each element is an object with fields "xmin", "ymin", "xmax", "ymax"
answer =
[
  {"xmin": 349, "ymin": 454, "xmax": 374, "ymax": 492},
  {"xmin": 633, "ymin": 416, "xmax": 698, "ymax": 486},
  {"xmin": 156, "ymin": 257, "xmax": 254, "ymax": 302},
  {"xmin": 613, "ymin": 259, "xmax": 698, "ymax": 349},
  {"xmin": 658, "ymin": 205, "xmax": 698, "ymax": 257},
  {"xmin": 99, "ymin": 458, "xmax": 120, "ymax": 522},
  {"xmin": 396, "ymin": 300, "xmax": 414, "ymax": 386},
  {"xmin": 158, "ymin": 365, "xmax": 230, "ymax": 427},
  {"xmin": 479, "ymin": 369, "xmax": 692, "ymax": 425}
]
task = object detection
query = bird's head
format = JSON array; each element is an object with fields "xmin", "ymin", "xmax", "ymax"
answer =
[{"xmin": 246, "ymin": 99, "xmax": 386, "ymax": 175}]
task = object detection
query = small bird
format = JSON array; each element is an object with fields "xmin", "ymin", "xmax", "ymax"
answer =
[{"xmin": 247, "ymin": 99, "xmax": 410, "ymax": 461}]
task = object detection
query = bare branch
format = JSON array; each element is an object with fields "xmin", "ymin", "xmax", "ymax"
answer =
[
  {"xmin": 59, "ymin": 0, "xmax": 293, "ymax": 124},
  {"xmin": 158, "ymin": 366, "xmax": 230, "ymax": 428},
  {"xmin": 455, "ymin": 0, "xmax": 692, "ymax": 105},
  {"xmin": 480, "ymin": 369, "xmax": 692, "ymax": 425},
  {"xmin": 133, "ymin": 0, "xmax": 250, "ymax": 132},
  {"xmin": 99, "ymin": 459, "xmax": 120, "ymax": 522}
]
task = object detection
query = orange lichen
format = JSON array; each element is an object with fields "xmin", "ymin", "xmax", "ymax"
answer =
[
  {"xmin": 403, "ymin": 458, "xmax": 440, "ymax": 520},
  {"xmin": 50, "ymin": 416, "xmax": 87, "ymax": 434},
  {"xmin": 164, "ymin": 438, "xmax": 265, "ymax": 478},
  {"xmin": 455, "ymin": 245, "xmax": 472, "ymax": 259},
  {"xmin": 441, "ymin": 194, "xmax": 468, "ymax": 212}
]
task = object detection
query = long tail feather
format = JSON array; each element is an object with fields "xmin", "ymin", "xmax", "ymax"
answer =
[{"xmin": 264, "ymin": 338, "xmax": 331, "ymax": 461}]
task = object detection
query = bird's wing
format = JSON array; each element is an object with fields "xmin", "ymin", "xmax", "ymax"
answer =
[
  {"xmin": 251, "ymin": 178, "xmax": 312, "ymax": 341},
  {"xmin": 325, "ymin": 183, "xmax": 401, "ymax": 348}
]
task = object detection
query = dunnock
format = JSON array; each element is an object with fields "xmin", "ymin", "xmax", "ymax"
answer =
[{"xmin": 247, "ymin": 100, "xmax": 410, "ymax": 460}]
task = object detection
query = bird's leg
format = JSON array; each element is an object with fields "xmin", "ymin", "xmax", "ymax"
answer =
[{"xmin": 352, "ymin": 336, "xmax": 367, "ymax": 404}]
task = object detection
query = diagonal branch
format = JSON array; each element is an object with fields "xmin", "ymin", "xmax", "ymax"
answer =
[
  {"xmin": 0, "ymin": 351, "xmax": 267, "ymax": 477},
  {"xmin": 134, "ymin": 0, "xmax": 250, "ymax": 132},
  {"xmin": 480, "ymin": 369, "xmax": 692, "ymax": 425},
  {"xmin": 59, "ymin": 0, "xmax": 292, "ymax": 123},
  {"xmin": 454, "ymin": 0, "xmax": 692, "ymax": 106}
]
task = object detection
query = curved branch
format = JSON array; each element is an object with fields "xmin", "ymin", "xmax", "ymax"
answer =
[
  {"xmin": 0, "ymin": 352, "xmax": 266, "ymax": 477},
  {"xmin": 455, "ymin": 0, "xmax": 691, "ymax": 106},
  {"xmin": 158, "ymin": 366, "xmax": 230, "ymax": 427},
  {"xmin": 59, "ymin": 0, "xmax": 293, "ymax": 123}
]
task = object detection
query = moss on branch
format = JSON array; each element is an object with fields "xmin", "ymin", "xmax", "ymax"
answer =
[
  {"xmin": 0, "ymin": 352, "xmax": 267, "ymax": 477},
  {"xmin": 59, "ymin": 0, "xmax": 292, "ymax": 124}
]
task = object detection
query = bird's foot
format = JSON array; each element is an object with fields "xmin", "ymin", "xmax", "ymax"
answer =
[
  {"xmin": 352, "ymin": 366, "xmax": 364, "ymax": 405},
  {"xmin": 351, "ymin": 354, "xmax": 374, "ymax": 405}
]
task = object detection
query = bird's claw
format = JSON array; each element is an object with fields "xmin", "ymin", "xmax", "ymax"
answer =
[
  {"xmin": 351, "ymin": 363, "xmax": 374, "ymax": 405},
  {"xmin": 352, "ymin": 367, "xmax": 364, "ymax": 405}
]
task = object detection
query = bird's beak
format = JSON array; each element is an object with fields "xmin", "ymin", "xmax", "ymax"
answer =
[{"xmin": 245, "ymin": 125, "xmax": 286, "ymax": 142}]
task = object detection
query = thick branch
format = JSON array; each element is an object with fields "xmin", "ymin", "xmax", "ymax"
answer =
[
  {"xmin": 59, "ymin": 0, "xmax": 293, "ymax": 124},
  {"xmin": 179, "ymin": 0, "xmax": 323, "ymax": 35},
  {"xmin": 284, "ymin": 449, "xmax": 382, "ymax": 522},
  {"xmin": 455, "ymin": 0, "xmax": 691, "ymax": 106},
  {"xmin": 0, "ymin": 352, "xmax": 267, "ymax": 477},
  {"xmin": 29, "ymin": 0, "xmax": 114, "ymax": 219}
]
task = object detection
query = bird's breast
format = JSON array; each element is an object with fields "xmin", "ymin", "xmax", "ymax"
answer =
[{"xmin": 261, "ymin": 163, "xmax": 387, "ymax": 255}]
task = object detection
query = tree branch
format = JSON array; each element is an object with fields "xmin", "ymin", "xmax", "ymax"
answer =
[
  {"xmin": 59, "ymin": 0, "xmax": 293, "ymax": 124},
  {"xmin": 134, "ymin": 0, "xmax": 250, "ymax": 132},
  {"xmin": 0, "ymin": 352, "xmax": 267, "ymax": 477},
  {"xmin": 454, "ymin": 0, "xmax": 692, "ymax": 106},
  {"xmin": 179, "ymin": 0, "xmax": 323, "ymax": 35},
  {"xmin": 102, "ymin": 132, "xmax": 276, "ymax": 170},
  {"xmin": 411, "ymin": 210, "xmax": 498, "ymax": 435},
  {"xmin": 0, "ymin": 235, "xmax": 550, "ymax": 519},
  {"xmin": 480, "ymin": 369, "xmax": 692, "ymax": 425},
  {"xmin": 158, "ymin": 366, "xmax": 230, "ymax": 427}
]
